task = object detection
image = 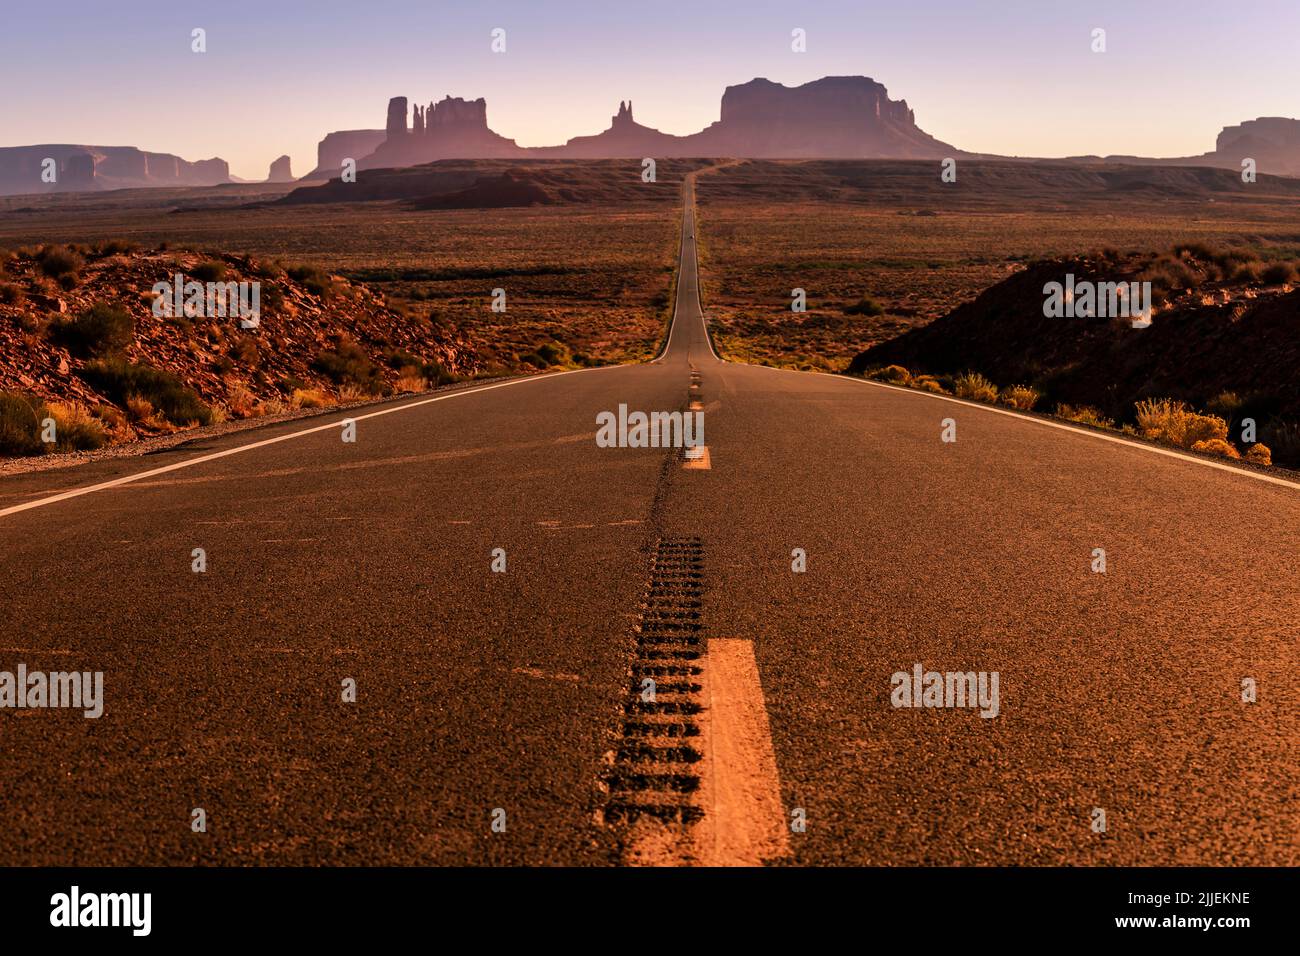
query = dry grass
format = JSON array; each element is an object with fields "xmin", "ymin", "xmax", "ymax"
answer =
[
  {"xmin": 1000, "ymin": 385, "xmax": 1040, "ymax": 410},
  {"xmin": 953, "ymin": 372, "xmax": 998, "ymax": 403},
  {"xmin": 1135, "ymin": 399, "xmax": 1229, "ymax": 449},
  {"xmin": 1190, "ymin": 438, "xmax": 1240, "ymax": 460},
  {"xmin": 1245, "ymin": 443, "xmax": 1273, "ymax": 466},
  {"xmin": 1055, "ymin": 404, "xmax": 1115, "ymax": 429},
  {"xmin": 290, "ymin": 388, "xmax": 330, "ymax": 409}
]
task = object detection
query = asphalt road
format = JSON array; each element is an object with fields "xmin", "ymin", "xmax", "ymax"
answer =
[{"xmin": 0, "ymin": 177, "xmax": 1296, "ymax": 866}]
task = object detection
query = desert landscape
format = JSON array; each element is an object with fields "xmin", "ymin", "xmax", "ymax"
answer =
[
  {"xmin": 6, "ymin": 153, "xmax": 1300, "ymax": 466},
  {"xmin": 1, "ymin": 1, "xmax": 1297, "ymax": 933}
]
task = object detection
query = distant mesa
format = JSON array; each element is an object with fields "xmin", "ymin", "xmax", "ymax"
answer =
[
  {"xmin": 8, "ymin": 77, "xmax": 1300, "ymax": 199},
  {"xmin": 303, "ymin": 129, "xmax": 387, "ymax": 180},
  {"xmin": 266, "ymin": 154, "xmax": 293, "ymax": 183},
  {"xmin": 358, "ymin": 95, "xmax": 525, "ymax": 170},
  {"xmin": 1094, "ymin": 118, "xmax": 1300, "ymax": 177},
  {"xmin": 684, "ymin": 76, "xmax": 955, "ymax": 159},
  {"xmin": 0, "ymin": 145, "xmax": 229, "ymax": 196},
  {"xmin": 351, "ymin": 77, "xmax": 957, "ymax": 169}
]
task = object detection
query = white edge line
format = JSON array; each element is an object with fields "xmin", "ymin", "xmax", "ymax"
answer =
[
  {"xmin": 808, "ymin": 368, "xmax": 1300, "ymax": 492},
  {"xmin": 0, "ymin": 367, "xmax": 616, "ymax": 519}
]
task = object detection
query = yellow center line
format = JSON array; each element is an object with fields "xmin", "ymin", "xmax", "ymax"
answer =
[{"xmin": 696, "ymin": 637, "xmax": 791, "ymax": 866}]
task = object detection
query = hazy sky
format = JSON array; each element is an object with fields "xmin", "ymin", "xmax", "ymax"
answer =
[{"xmin": 3, "ymin": 0, "xmax": 1298, "ymax": 180}]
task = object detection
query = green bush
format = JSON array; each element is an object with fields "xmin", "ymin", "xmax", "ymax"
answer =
[
  {"xmin": 80, "ymin": 359, "xmax": 213, "ymax": 425},
  {"xmin": 312, "ymin": 342, "xmax": 383, "ymax": 393},
  {"xmin": 51, "ymin": 302, "xmax": 135, "ymax": 357}
]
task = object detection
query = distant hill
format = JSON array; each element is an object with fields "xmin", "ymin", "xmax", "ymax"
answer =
[
  {"xmin": 685, "ymin": 159, "xmax": 1300, "ymax": 208},
  {"xmin": 275, "ymin": 156, "xmax": 1300, "ymax": 211},
  {"xmin": 272, "ymin": 158, "xmax": 707, "ymax": 208},
  {"xmin": 0, "ymin": 145, "xmax": 229, "ymax": 196},
  {"xmin": 1099, "ymin": 117, "xmax": 1300, "ymax": 178},
  {"xmin": 848, "ymin": 248, "xmax": 1300, "ymax": 439}
]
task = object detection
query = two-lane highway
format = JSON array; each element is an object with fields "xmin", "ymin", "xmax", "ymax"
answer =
[{"xmin": 1, "ymin": 175, "xmax": 1296, "ymax": 865}]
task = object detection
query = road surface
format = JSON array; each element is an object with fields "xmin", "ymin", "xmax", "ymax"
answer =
[{"xmin": 0, "ymin": 176, "xmax": 1296, "ymax": 866}]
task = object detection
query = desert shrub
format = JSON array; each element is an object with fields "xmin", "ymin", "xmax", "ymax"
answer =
[
  {"xmin": 258, "ymin": 282, "xmax": 284, "ymax": 313},
  {"xmin": 384, "ymin": 348, "xmax": 455, "ymax": 386},
  {"xmin": 519, "ymin": 352, "xmax": 547, "ymax": 369},
  {"xmin": 1260, "ymin": 262, "xmax": 1296, "ymax": 285},
  {"xmin": 911, "ymin": 375, "xmax": 946, "ymax": 394},
  {"xmin": 226, "ymin": 384, "xmax": 256, "ymax": 418},
  {"xmin": 0, "ymin": 392, "xmax": 105, "ymax": 456},
  {"xmin": 394, "ymin": 373, "xmax": 427, "ymax": 393},
  {"xmin": 421, "ymin": 359, "xmax": 456, "ymax": 386},
  {"xmin": 336, "ymin": 384, "xmax": 369, "ymax": 402},
  {"xmin": 51, "ymin": 302, "xmax": 135, "ymax": 357},
  {"xmin": 1230, "ymin": 263, "xmax": 1261, "ymax": 284},
  {"xmin": 0, "ymin": 392, "xmax": 45, "ymax": 456},
  {"xmin": 251, "ymin": 258, "xmax": 284, "ymax": 280},
  {"xmin": 844, "ymin": 297, "xmax": 885, "ymax": 317},
  {"xmin": 0, "ymin": 282, "xmax": 23, "ymax": 306},
  {"xmin": 868, "ymin": 365, "xmax": 911, "ymax": 385},
  {"xmin": 43, "ymin": 401, "xmax": 107, "ymax": 451},
  {"xmin": 191, "ymin": 260, "xmax": 227, "ymax": 282},
  {"xmin": 1244, "ymin": 443, "xmax": 1272, "ymax": 466},
  {"xmin": 1173, "ymin": 242, "xmax": 1215, "ymax": 261},
  {"xmin": 1055, "ymin": 404, "xmax": 1114, "ymax": 429},
  {"xmin": 36, "ymin": 245, "xmax": 83, "ymax": 279},
  {"xmin": 312, "ymin": 342, "xmax": 383, "ymax": 393},
  {"xmin": 953, "ymin": 371, "xmax": 998, "ymax": 403},
  {"xmin": 93, "ymin": 238, "xmax": 139, "ymax": 257},
  {"xmin": 1206, "ymin": 391, "xmax": 1245, "ymax": 420},
  {"xmin": 535, "ymin": 342, "xmax": 570, "ymax": 366},
  {"xmin": 1190, "ymin": 438, "xmax": 1240, "ymax": 459},
  {"xmin": 80, "ymin": 358, "xmax": 213, "ymax": 425},
  {"xmin": 1211, "ymin": 248, "xmax": 1258, "ymax": 270},
  {"xmin": 1134, "ymin": 398, "xmax": 1228, "ymax": 449},
  {"xmin": 290, "ymin": 388, "xmax": 330, "ymax": 409},
  {"xmin": 1000, "ymin": 385, "xmax": 1040, "ymax": 410},
  {"xmin": 287, "ymin": 264, "xmax": 335, "ymax": 299}
]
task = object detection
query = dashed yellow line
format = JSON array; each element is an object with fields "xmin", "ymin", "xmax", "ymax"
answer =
[{"xmin": 695, "ymin": 638, "xmax": 791, "ymax": 866}]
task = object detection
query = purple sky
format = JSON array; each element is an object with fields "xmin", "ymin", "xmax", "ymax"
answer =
[{"xmin": 3, "ymin": 0, "xmax": 1298, "ymax": 180}]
